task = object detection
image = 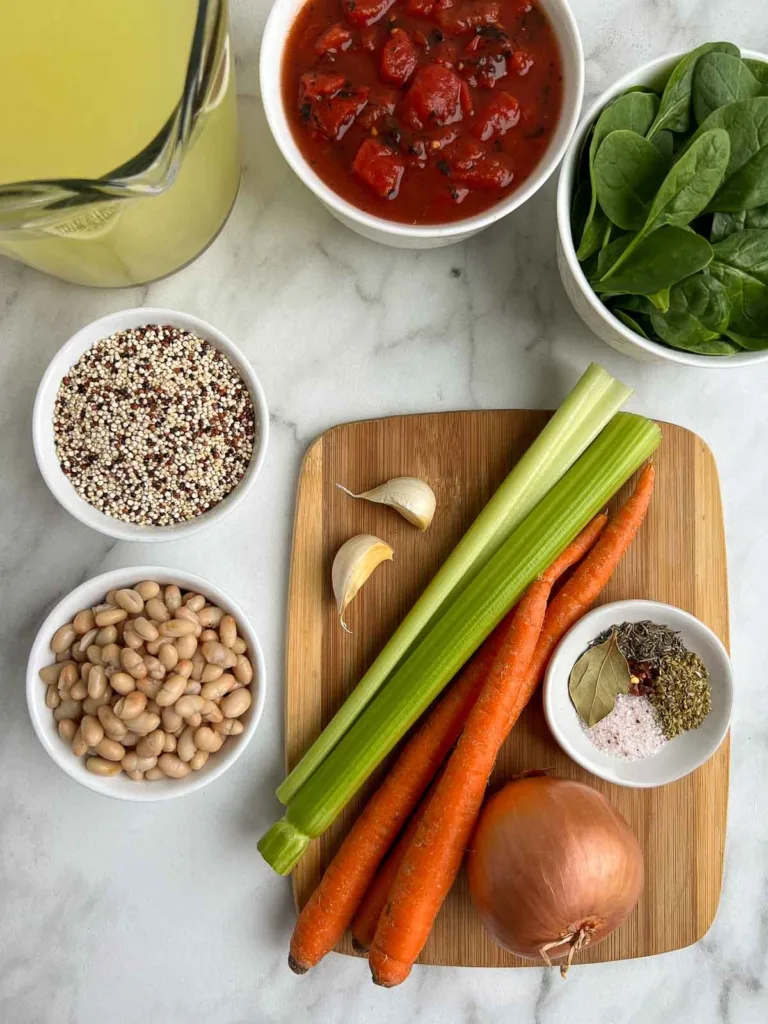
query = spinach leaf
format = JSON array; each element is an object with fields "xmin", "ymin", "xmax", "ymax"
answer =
[
  {"xmin": 648, "ymin": 288, "xmax": 671, "ymax": 312},
  {"xmin": 592, "ymin": 232, "xmax": 635, "ymax": 280},
  {"xmin": 711, "ymin": 204, "xmax": 768, "ymax": 240},
  {"xmin": 612, "ymin": 308, "xmax": 651, "ymax": 338},
  {"xmin": 692, "ymin": 53, "xmax": 766, "ymax": 125},
  {"xmin": 723, "ymin": 330, "xmax": 768, "ymax": 350},
  {"xmin": 713, "ymin": 229, "xmax": 768, "ymax": 284},
  {"xmin": 595, "ymin": 226, "xmax": 714, "ymax": 295},
  {"xmin": 649, "ymin": 273, "xmax": 731, "ymax": 348},
  {"xmin": 643, "ymin": 129, "xmax": 730, "ymax": 232},
  {"xmin": 576, "ymin": 91, "xmax": 660, "ymax": 260},
  {"xmin": 711, "ymin": 210, "xmax": 746, "ymax": 240},
  {"xmin": 744, "ymin": 59, "xmax": 768, "ymax": 86},
  {"xmin": 571, "ymin": 177, "xmax": 592, "ymax": 245},
  {"xmin": 610, "ymin": 295, "xmax": 659, "ymax": 315},
  {"xmin": 650, "ymin": 129, "xmax": 676, "ymax": 160},
  {"xmin": 602, "ymin": 130, "xmax": 729, "ymax": 282},
  {"xmin": 647, "ymin": 41, "xmax": 741, "ymax": 139},
  {"xmin": 709, "ymin": 261, "xmax": 768, "ymax": 339},
  {"xmin": 669, "ymin": 336, "xmax": 741, "ymax": 354},
  {"xmin": 693, "ymin": 97, "xmax": 768, "ymax": 211},
  {"xmin": 593, "ymin": 130, "xmax": 669, "ymax": 230}
]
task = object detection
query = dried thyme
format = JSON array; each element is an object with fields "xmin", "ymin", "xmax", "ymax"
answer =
[{"xmin": 591, "ymin": 620, "xmax": 687, "ymax": 667}]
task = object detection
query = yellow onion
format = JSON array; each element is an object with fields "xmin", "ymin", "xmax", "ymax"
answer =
[{"xmin": 467, "ymin": 775, "xmax": 643, "ymax": 974}]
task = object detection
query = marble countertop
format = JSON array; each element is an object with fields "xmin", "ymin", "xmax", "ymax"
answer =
[{"xmin": 1, "ymin": 2, "xmax": 767, "ymax": 1022}]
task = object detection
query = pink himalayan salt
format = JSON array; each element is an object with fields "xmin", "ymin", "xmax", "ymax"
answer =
[{"xmin": 582, "ymin": 694, "xmax": 666, "ymax": 761}]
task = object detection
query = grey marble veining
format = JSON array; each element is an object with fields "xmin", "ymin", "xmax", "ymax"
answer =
[{"xmin": 1, "ymin": 2, "xmax": 768, "ymax": 1022}]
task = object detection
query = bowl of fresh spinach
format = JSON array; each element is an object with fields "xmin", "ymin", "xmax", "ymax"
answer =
[{"xmin": 557, "ymin": 44, "xmax": 768, "ymax": 365}]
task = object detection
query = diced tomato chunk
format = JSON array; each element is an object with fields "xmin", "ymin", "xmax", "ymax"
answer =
[
  {"xmin": 310, "ymin": 87, "xmax": 369, "ymax": 141},
  {"xmin": 444, "ymin": 138, "xmax": 514, "ymax": 189},
  {"xmin": 399, "ymin": 63, "xmax": 473, "ymax": 131},
  {"xmin": 404, "ymin": 0, "xmax": 435, "ymax": 14},
  {"xmin": 299, "ymin": 72, "xmax": 346, "ymax": 105},
  {"xmin": 342, "ymin": 0, "xmax": 396, "ymax": 27},
  {"xmin": 510, "ymin": 49, "xmax": 534, "ymax": 75},
  {"xmin": 437, "ymin": 1, "xmax": 501, "ymax": 34},
  {"xmin": 353, "ymin": 139, "xmax": 406, "ymax": 199},
  {"xmin": 357, "ymin": 88, "xmax": 399, "ymax": 128},
  {"xmin": 472, "ymin": 91, "xmax": 520, "ymax": 141},
  {"xmin": 314, "ymin": 23, "xmax": 353, "ymax": 57},
  {"xmin": 380, "ymin": 29, "xmax": 418, "ymax": 86}
]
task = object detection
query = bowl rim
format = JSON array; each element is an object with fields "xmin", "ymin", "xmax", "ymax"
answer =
[
  {"xmin": 556, "ymin": 46, "xmax": 768, "ymax": 368},
  {"xmin": 32, "ymin": 307, "xmax": 270, "ymax": 542},
  {"xmin": 26, "ymin": 565, "xmax": 267, "ymax": 802},
  {"xmin": 542, "ymin": 598, "xmax": 732, "ymax": 789},
  {"xmin": 260, "ymin": 0, "xmax": 585, "ymax": 240}
]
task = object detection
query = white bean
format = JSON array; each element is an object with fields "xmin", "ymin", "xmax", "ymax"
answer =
[
  {"xmin": 201, "ymin": 641, "xmax": 236, "ymax": 669},
  {"xmin": 86, "ymin": 757, "xmax": 121, "ymax": 777},
  {"xmin": 114, "ymin": 691, "xmax": 147, "ymax": 721},
  {"xmin": 177, "ymin": 726, "xmax": 198, "ymax": 762},
  {"xmin": 156, "ymin": 673, "xmax": 187, "ymax": 707},
  {"xmin": 136, "ymin": 731, "xmax": 165, "ymax": 758},
  {"xmin": 220, "ymin": 688, "xmax": 252, "ymax": 719},
  {"xmin": 110, "ymin": 671, "xmax": 136, "ymax": 695},
  {"xmin": 219, "ymin": 615, "xmax": 237, "ymax": 649},
  {"xmin": 52, "ymin": 623, "xmax": 76, "ymax": 654},
  {"xmin": 115, "ymin": 588, "xmax": 144, "ymax": 614},
  {"xmin": 194, "ymin": 727, "xmax": 223, "ymax": 753},
  {"xmin": 125, "ymin": 711, "xmax": 160, "ymax": 736},
  {"xmin": 189, "ymin": 750, "xmax": 209, "ymax": 771},
  {"xmin": 158, "ymin": 753, "xmax": 190, "ymax": 779}
]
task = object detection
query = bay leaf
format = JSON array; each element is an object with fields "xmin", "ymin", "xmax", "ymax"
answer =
[{"xmin": 569, "ymin": 630, "xmax": 631, "ymax": 726}]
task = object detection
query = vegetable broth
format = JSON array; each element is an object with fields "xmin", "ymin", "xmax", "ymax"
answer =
[{"xmin": 0, "ymin": 0, "xmax": 241, "ymax": 287}]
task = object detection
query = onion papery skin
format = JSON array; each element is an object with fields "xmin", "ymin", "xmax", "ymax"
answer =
[{"xmin": 467, "ymin": 776, "xmax": 644, "ymax": 963}]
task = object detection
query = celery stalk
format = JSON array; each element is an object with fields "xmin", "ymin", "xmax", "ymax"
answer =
[
  {"xmin": 276, "ymin": 364, "xmax": 632, "ymax": 805},
  {"xmin": 260, "ymin": 413, "xmax": 661, "ymax": 873}
]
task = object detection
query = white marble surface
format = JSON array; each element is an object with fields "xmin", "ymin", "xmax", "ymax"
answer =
[{"xmin": 1, "ymin": 2, "xmax": 768, "ymax": 1022}]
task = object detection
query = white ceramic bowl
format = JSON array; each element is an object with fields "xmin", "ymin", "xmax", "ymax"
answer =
[
  {"xmin": 557, "ymin": 48, "xmax": 768, "ymax": 366},
  {"xmin": 33, "ymin": 308, "xmax": 269, "ymax": 541},
  {"xmin": 261, "ymin": 0, "xmax": 584, "ymax": 248},
  {"xmin": 543, "ymin": 600, "xmax": 732, "ymax": 788},
  {"xmin": 27, "ymin": 566, "xmax": 267, "ymax": 802}
]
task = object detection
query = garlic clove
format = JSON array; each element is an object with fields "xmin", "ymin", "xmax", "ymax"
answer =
[
  {"xmin": 332, "ymin": 534, "xmax": 394, "ymax": 633},
  {"xmin": 337, "ymin": 477, "xmax": 436, "ymax": 531}
]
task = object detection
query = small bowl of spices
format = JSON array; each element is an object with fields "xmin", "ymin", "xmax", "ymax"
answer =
[
  {"xmin": 543, "ymin": 600, "xmax": 732, "ymax": 788},
  {"xmin": 33, "ymin": 308, "xmax": 269, "ymax": 541}
]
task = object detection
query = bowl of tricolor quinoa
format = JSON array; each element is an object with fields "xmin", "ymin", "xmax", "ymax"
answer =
[{"xmin": 33, "ymin": 308, "xmax": 269, "ymax": 541}]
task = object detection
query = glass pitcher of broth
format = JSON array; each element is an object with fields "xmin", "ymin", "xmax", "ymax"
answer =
[{"xmin": 0, "ymin": 0, "xmax": 240, "ymax": 287}]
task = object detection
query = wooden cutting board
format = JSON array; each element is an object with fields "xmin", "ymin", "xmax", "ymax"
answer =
[{"xmin": 285, "ymin": 411, "xmax": 729, "ymax": 967}]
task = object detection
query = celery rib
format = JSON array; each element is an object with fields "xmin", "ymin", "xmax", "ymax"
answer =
[
  {"xmin": 276, "ymin": 364, "xmax": 632, "ymax": 805},
  {"xmin": 260, "ymin": 413, "xmax": 662, "ymax": 874}
]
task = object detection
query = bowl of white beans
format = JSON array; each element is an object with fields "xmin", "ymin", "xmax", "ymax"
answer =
[{"xmin": 26, "ymin": 566, "xmax": 266, "ymax": 801}]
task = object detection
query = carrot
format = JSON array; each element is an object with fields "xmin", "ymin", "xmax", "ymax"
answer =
[
  {"xmin": 289, "ymin": 514, "xmax": 607, "ymax": 975},
  {"xmin": 351, "ymin": 774, "xmax": 442, "ymax": 954},
  {"xmin": 288, "ymin": 629, "xmax": 504, "ymax": 974},
  {"xmin": 524, "ymin": 463, "xmax": 656, "ymax": 691},
  {"xmin": 368, "ymin": 518, "xmax": 607, "ymax": 987}
]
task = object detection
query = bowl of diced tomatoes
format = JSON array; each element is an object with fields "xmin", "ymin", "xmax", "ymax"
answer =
[{"xmin": 261, "ymin": 0, "xmax": 584, "ymax": 247}]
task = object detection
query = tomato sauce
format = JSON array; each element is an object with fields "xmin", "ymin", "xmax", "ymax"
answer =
[{"xmin": 282, "ymin": 0, "xmax": 563, "ymax": 225}]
